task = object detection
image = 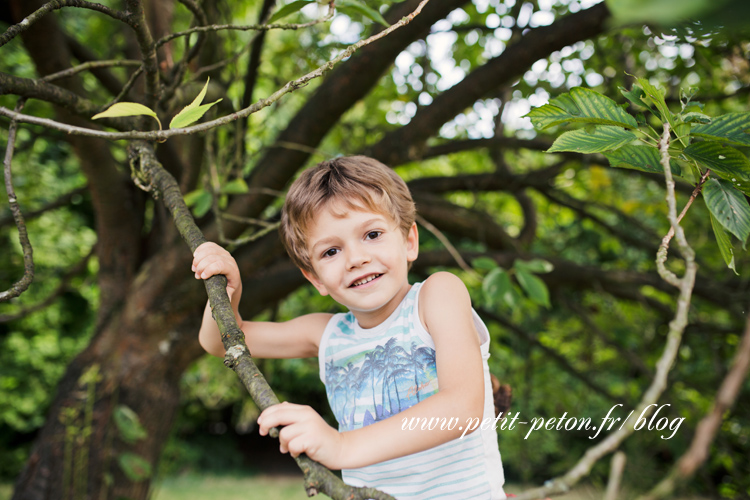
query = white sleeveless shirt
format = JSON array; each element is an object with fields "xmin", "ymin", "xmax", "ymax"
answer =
[{"xmin": 319, "ymin": 282, "xmax": 506, "ymax": 499}]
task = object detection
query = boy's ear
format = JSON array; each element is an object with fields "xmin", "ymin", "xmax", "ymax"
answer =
[
  {"xmin": 406, "ymin": 222, "xmax": 419, "ymax": 262},
  {"xmin": 301, "ymin": 268, "xmax": 330, "ymax": 296}
]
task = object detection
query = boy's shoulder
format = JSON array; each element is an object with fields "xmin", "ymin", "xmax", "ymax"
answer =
[
  {"xmin": 418, "ymin": 272, "xmax": 472, "ymax": 328},
  {"xmin": 420, "ymin": 271, "xmax": 469, "ymax": 297}
]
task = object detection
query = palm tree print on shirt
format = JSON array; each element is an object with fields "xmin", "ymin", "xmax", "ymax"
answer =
[{"xmin": 325, "ymin": 337, "xmax": 437, "ymax": 431}]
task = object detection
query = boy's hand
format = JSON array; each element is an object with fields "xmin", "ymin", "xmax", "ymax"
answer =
[
  {"xmin": 192, "ymin": 242, "xmax": 241, "ymax": 297},
  {"xmin": 257, "ymin": 402, "xmax": 345, "ymax": 469}
]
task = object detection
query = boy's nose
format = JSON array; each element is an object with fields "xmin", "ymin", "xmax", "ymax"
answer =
[{"xmin": 346, "ymin": 247, "xmax": 371, "ymax": 270}]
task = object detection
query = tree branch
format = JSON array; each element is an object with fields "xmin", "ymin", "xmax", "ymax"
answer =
[
  {"xmin": 65, "ymin": 34, "xmax": 131, "ymax": 96},
  {"xmin": 635, "ymin": 310, "xmax": 750, "ymax": 500},
  {"xmin": 0, "ymin": 0, "xmax": 130, "ymax": 48},
  {"xmin": 407, "ymin": 160, "xmax": 566, "ymax": 193},
  {"xmin": 129, "ymin": 140, "xmax": 394, "ymax": 500},
  {"xmin": 41, "ymin": 59, "xmax": 141, "ymax": 84},
  {"xmin": 123, "ymin": 0, "xmax": 159, "ymax": 108},
  {"xmin": 365, "ymin": 2, "xmax": 611, "ymax": 165},
  {"xmin": 0, "ymin": 185, "xmax": 87, "ymax": 228},
  {"xmin": 420, "ymin": 136, "xmax": 554, "ymax": 162},
  {"xmin": 0, "ymin": 245, "xmax": 93, "ymax": 322},
  {"xmin": 0, "ymin": 71, "xmax": 110, "ymax": 121},
  {"xmin": 479, "ymin": 308, "xmax": 624, "ymax": 404},
  {"xmin": 0, "ymin": 101, "xmax": 34, "ymax": 302}
]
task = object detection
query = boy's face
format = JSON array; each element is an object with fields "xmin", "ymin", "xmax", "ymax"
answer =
[{"xmin": 301, "ymin": 201, "xmax": 418, "ymax": 328}]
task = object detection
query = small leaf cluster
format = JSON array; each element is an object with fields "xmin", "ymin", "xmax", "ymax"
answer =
[
  {"xmin": 91, "ymin": 78, "xmax": 222, "ymax": 133},
  {"xmin": 112, "ymin": 405, "xmax": 152, "ymax": 482},
  {"xmin": 526, "ymin": 78, "xmax": 750, "ymax": 273},
  {"xmin": 183, "ymin": 178, "xmax": 249, "ymax": 218},
  {"xmin": 473, "ymin": 257, "xmax": 554, "ymax": 310}
]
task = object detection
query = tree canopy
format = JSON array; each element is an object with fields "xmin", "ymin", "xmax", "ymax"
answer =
[{"xmin": 1, "ymin": 0, "xmax": 749, "ymax": 499}]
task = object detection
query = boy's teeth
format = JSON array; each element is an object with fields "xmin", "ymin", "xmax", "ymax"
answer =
[{"xmin": 352, "ymin": 274, "xmax": 379, "ymax": 286}]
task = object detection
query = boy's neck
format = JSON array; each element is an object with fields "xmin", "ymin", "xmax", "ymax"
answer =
[{"xmin": 351, "ymin": 282, "xmax": 412, "ymax": 330}]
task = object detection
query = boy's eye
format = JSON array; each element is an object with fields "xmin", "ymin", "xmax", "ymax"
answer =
[
  {"xmin": 366, "ymin": 231, "xmax": 382, "ymax": 240},
  {"xmin": 323, "ymin": 248, "xmax": 339, "ymax": 258}
]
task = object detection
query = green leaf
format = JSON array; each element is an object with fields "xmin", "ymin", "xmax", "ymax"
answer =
[
  {"xmin": 620, "ymin": 86, "xmax": 651, "ymax": 109},
  {"xmin": 525, "ymin": 87, "xmax": 638, "ymax": 131},
  {"xmin": 691, "ymin": 113, "xmax": 750, "ymax": 147},
  {"xmin": 169, "ymin": 100, "xmax": 221, "ymax": 129},
  {"xmin": 636, "ymin": 78, "xmax": 686, "ymax": 147},
  {"xmin": 92, "ymin": 102, "xmax": 156, "ymax": 120},
  {"xmin": 514, "ymin": 259, "xmax": 554, "ymax": 274},
  {"xmin": 117, "ymin": 452, "xmax": 152, "ymax": 482},
  {"xmin": 92, "ymin": 102, "xmax": 162, "ymax": 130},
  {"xmin": 113, "ymin": 405, "xmax": 147, "ymax": 444},
  {"xmin": 269, "ymin": 0, "xmax": 315, "ymax": 23},
  {"xmin": 709, "ymin": 212, "xmax": 738, "ymax": 275},
  {"xmin": 604, "ymin": 145, "xmax": 681, "ymax": 176},
  {"xmin": 683, "ymin": 142, "xmax": 750, "ymax": 196},
  {"xmin": 682, "ymin": 112, "xmax": 711, "ymax": 124},
  {"xmin": 170, "ymin": 77, "xmax": 222, "ymax": 129},
  {"xmin": 482, "ymin": 268, "xmax": 517, "ymax": 309},
  {"xmin": 220, "ymin": 178, "xmax": 249, "ymax": 195},
  {"xmin": 337, "ymin": 0, "xmax": 389, "ymax": 27},
  {"xmin": 515, "ymin": 268, "xmax": 550, "ymax": 308},
  {"xmin": 184, "ymin": 189, "xmax": 213, "ymax": 217},
  {"xmin": 606, "ymin": 0, "xmax": 717, "ymax": 26},
  {"xmin": 547, "ymin": 126, "xmax": 637, "ymax": 153},
  {"xmin": 472, "ymin": 257, "xmax": 498, "ymax": 273},
  {"xmin": 702, "ymin": 178, "xmax": 750, "ymax": 246}
]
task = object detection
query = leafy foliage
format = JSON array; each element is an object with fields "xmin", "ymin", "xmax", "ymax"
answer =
[{"xmin": 527, "ymin": 80, "xmax": 750, "ymax": 268}]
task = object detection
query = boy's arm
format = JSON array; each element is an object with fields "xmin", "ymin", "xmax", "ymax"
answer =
[
  {"xmin": 258, "ymin": 272, "xmax": 486, "ymax": 469},
  {"xmin": 194, "ymin": 242, "xmax": 328, "ymax": 359}
]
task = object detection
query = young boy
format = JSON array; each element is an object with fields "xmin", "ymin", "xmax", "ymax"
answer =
[{"xmin": 192, "ymin": 156, "xmax": 505, "ymax": 499}]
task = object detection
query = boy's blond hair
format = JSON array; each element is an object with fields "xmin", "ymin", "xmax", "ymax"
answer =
[{"xmin": 280, "ymin": 156, "xmax": 416, "ymax": 273}]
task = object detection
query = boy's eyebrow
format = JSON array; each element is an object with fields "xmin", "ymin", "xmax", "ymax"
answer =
[{"xmin": 309, "ymin": 217, "xmax": 388, "ymax": 253}]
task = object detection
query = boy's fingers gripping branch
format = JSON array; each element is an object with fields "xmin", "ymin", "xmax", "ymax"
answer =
[
  {"xmin": 191, "ymin": 242, "xmax": 241, "ymax": 295},
  {"xmin": 257, "ymin": 402, "xmax": 345, "ymax": 469}
]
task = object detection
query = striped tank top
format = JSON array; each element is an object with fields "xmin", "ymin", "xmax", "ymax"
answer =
[{"xmin": 318, "ymin": 281, "xmax": 506, "ymax": 499}]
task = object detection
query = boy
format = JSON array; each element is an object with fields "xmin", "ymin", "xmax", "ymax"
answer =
[{"xmin": 193, "ymin": 156, "xmax": 505, "ymax": 499}]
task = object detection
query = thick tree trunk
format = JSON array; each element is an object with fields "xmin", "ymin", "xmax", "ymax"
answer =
[{"xmin": 12, "ymin": 242, "xmax": 205, "ymax": 500}]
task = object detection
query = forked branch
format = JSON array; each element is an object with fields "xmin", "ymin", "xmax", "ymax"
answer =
[
  {"xmin": 513, "ymin": 124, "xmax": 698, "ymax": 500},
  {"xmin": 129, "ymin": 141, "xmax": 394, "ymax": 500}
]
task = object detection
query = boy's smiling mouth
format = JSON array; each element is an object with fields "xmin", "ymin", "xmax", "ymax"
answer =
[{"xmin": 349, "ymin": 273, "xmax": 383, "ymax": 287}]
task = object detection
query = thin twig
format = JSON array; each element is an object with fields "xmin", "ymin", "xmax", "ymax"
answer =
[
  {"xmin": 102, "ymin": 66, "xmax": 144, "ymax": 110},
  {"xmin": 0, "ymin": 0, "xmax": 431, "ymax": 142},
  {"xmin": 154, "ymin": 5, "xmax": 336, "ymax": 49},
  {"xmin": 274, "ymin": 140, "xmax": 335, "ymax": 159},
  {"xmin": 220, "ymin": 213, "xmax": 276, "ymax": 227},
  {"xmin": 661, "ymin": 168, "xmax": 711, "ymax": 250},
  {"xmin": 223, "ymin": 221, "xmax": 280, "ymax": 249},
  {"xmin": 514, "ymin": 123, "xmax": 698, "ymax": 500},
  {"xmin": 41, "ymin": 60, "xmax": 141, "ymax": 83},
  {"xmin": 415, "ymin": 214, "xmax": 480, "ymax": 282},
  {"xmin": 0, "ymin": 100, "xmax": 34, "ymax": 302},
  {"xmin": 635, "ymin": 311, "xmax": 750, "ymax": 500}
]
